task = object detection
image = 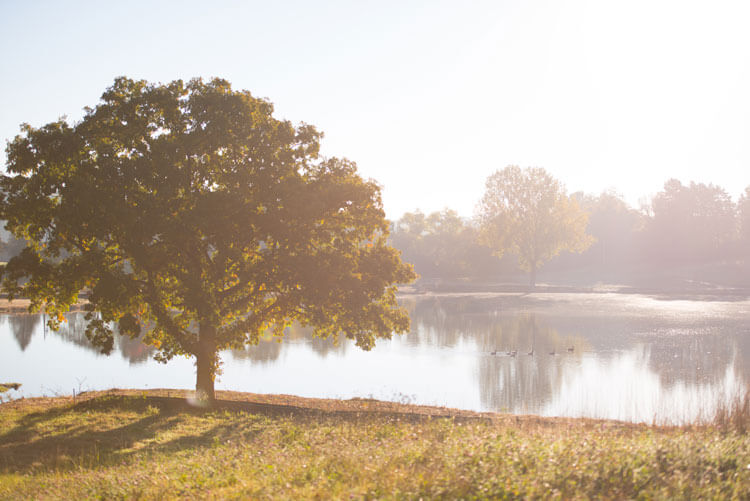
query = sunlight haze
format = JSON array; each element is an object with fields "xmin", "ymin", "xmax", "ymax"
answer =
[{"xmin": 2, "ymin": 0, "xmax": 750, "ymax": 218}]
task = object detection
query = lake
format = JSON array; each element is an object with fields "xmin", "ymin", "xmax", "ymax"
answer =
[{"xmin": 2, "ymin": 292, "xmax": 749, "ymax": 424}]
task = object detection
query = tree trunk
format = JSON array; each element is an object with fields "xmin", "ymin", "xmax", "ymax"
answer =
[
  {"xmin": 529, "ymin": 248, "xmax": 538, "ymax": 290},
  {"xmin": 195, "ymin": 325, "xmax": 217, "ymax": 403}
]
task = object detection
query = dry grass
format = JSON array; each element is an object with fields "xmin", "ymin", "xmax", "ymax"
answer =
[
  {"xmin": 1, "ymin": 389, "xmax": 749, "ymax": 500},
  {"xmin": 713, "ymin": 390, "xmax": 750, "ymax": 434}
]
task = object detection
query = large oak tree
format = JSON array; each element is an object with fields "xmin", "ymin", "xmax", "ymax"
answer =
[{"xmin": 1, "ymin": 77, "xmax": 416, "ymax": 401}]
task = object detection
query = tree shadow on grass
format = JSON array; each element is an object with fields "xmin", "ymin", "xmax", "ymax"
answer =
[
  {"xmin": 0, "ymin": 392, "xmax": 492, "ymax": 473},
  {"xmin": 0, "ymin": 395, "xmax": 268, "ymax": 472}
]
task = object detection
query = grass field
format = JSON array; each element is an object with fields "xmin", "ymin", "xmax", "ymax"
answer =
[{"xmin": 1, "ymin": 389, "xmax": 749, "ymax": 500}]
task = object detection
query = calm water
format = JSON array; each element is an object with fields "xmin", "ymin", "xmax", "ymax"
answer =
[{"xmin": 2, "ymin": 292, "xmax": 749, "ymax": 424}]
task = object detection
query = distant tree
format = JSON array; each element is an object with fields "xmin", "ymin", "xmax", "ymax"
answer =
[
  {"xmin": 390, "ymin": 211, "xmax": 430, "ymax": 274},
  {"xmin": 390, "ymin": 209, "xmax": 497, "ymax": 280},
  {"xmin": 646, "ymin": 179, "xmax": 735, "ymax": 264},
  {"xmin": 575, "ymin": 191, "xmax": 643, "ymax": 268},
  {"xmin": 737, "ymin": 186, "xmax": 750, "ymax": 250},
  {"xmin": 477, "ymin": 166, "xmax": 592, "ymax": 286},
  {"xmin": 0, "ymin": 77, "xmax": 416, "ymax": 402}
]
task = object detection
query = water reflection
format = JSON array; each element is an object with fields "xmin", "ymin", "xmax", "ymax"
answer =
[
  {"xmin": 407, "ymin": 294, "xmax": 748, "ymax": 422},
  {"xmin": 1, "ymin": 293, "xmax": 748, "ymax": 424},
  {"xmin": 229, "ymin": 325, "xmax": 347, "ymax": 364},
  {"xmin": 9, "ymin": 315, "xmax": 40, "ymax": 351},
  {"xmin": 542, "ymin": 347, "xmax": 745, "ymax": 423},
  {"xmin": 2, "ymin": 314, "xmax": 156, "ymax": 365}
]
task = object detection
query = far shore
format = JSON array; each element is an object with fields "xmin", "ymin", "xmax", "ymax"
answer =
[
  {"xmin": 2, "ymin": 281, "xmax": 749, "ymax": 315},
  {"xmin": 398, "ymin": 283, "xmax": 750, "ymax": 301},
  {"xmin": 0, "ymin": 297, "xmax": 89, "ymax": 314}
]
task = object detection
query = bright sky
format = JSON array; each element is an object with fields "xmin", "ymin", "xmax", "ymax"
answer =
[{"xmin": 2, "ymin": 0, "xmax": 750, "ymax": 219}]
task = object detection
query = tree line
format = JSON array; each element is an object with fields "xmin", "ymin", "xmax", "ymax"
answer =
[{"xmin": 390, "ymin": 167, "xmax": 750, "ymax": 288}]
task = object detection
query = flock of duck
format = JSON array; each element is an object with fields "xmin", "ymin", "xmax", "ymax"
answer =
[{"xmin": 490, "ymin": 346, "xmax": 575, "ymax": 357}]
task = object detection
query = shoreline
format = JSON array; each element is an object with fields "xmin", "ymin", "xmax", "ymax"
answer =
[{"xmin": 0, "ymin": 388, "xmax": 680, "ymax": 431}]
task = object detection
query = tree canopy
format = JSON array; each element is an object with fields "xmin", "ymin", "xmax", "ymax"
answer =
[
  {"xmin": 389, "ymin": 209, "xmax": 498, "ymax": 280},
  {"xmin": 645, "ymin": 179, "xmax": 736, "ymax": 263},
  {"xmin": 0, "ymin": 77, "xmax": 416, "ymax": 401},
  {"xmin": 738, "ymin": 187, "xmax": 750, "ymax": 250},
  {"xmin": 573, "ymin": 191, "xmax": 643, "ymax": 268},
  {"xmin": 476, "ymin": 165, "xmax": 592, "ymax": 286}
]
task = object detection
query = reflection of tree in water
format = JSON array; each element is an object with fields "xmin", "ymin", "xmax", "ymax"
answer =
[
  {"xmin": 308, "ymin": 335, "xmax": 348, "ymax": 358},
  {"xmin": 232, "ymin": 337, "xmax": 283, "ymax": 364},
  {"xmin": 475, "ymin": 315, "xmax": 591, "ymax": 413},
  {"xmin": 39, "ymin": 313, "xmax": 156, "ymax": 365},
  {"xmin": 545, "ymin": 316, "xmax": 744, "ymax": 389},
  {"xmin": 230, "ymin": 324, "xmax": 347, "ymax": 363},
  {"xmin": 401, "ymin": 296, "xmax": 492, "ymax": 348},
  {"xmin": 406, "ymin": 296, "xmax": 587, "ymax": 412},
  {"xmin": 116, "ymin": 335, "xmax": 155, "ymax": 365},
  {"xmin": 406, "ymin": 295, "xmax": 745, "ymax": 413},
  {"xmin": 52, "ymin": 313, "xmax": 96, "ymax": 351},
  {"xmin": 642, "ymin": 331, "xmax": 738, "ymax": 387},
  {"xmin": 7, "ymin": 295, "xmax": 745, "ymax": 412},
  {"xmin": 7, "ymin": 312, "xmax": 349, "ymax": 366},
  {"xmin": 7, "ymin": 315, "xmax": 41, "ymax": 351},
  {"xmin": 405, "ymin": 296, "xmax": 585, "ymax": 352}
]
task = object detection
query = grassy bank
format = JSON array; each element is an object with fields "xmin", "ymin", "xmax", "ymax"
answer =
[{"xmin": 1, "ymin": 390, "xmax": 748, "ymax": 500}]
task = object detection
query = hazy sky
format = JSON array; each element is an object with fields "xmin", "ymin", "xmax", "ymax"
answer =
[{"xmin": 2, "ymin": 0, "xmax": 750, "ymax": 219}]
